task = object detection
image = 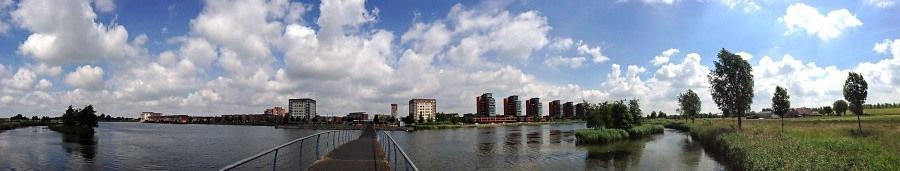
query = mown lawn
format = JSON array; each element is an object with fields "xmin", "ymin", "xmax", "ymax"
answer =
[
  {"xmin": 864, "ymin": 108, "xmax": 900, "ymax": 115},
  {"xmin": 657, "ymin": 116, "xmax": 900, "ymax": 170}
]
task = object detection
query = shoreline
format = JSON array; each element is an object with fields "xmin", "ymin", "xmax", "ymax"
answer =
[{"xmin": 413, "ymin": 120, "xmax": 585, "ymax": 130}]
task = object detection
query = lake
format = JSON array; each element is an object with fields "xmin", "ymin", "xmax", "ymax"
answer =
[{"xmin": 0, "ymin": 122, "xmax": 724, "ymax": 170}]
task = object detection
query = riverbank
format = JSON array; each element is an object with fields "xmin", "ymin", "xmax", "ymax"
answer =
[
  {"xmin": 655, "ymin": 115, "xmax": 900, "ymax": 170},
  {"xmin": 413, "ymin": 120, "xmax": 585, "ymax": 130},
  {"xmin": 0, "ymin": 121, "xmax": 52, "ymax": 133},
  {"xmin": 574, "ymin": 124, "xmax": 664, "ymax": 144}
]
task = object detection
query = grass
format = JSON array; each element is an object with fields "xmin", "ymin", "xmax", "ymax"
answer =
[
  {"xmin": 864, "ymin": 108, "xmax": 900, "ymax": 115},
  {"xmin": 575, "ymin": 124, "xmax": 664, "ymax": 144},
  {"xmin": 655, "ymin": 115, "xmax": 900, "ymax": 170},
  {"xmin": 575, "ymin": 128, "xmax": 630, "ymax": 144},
  {"xmin": 0, "ymin": 120, "xmax": 52, "ymax": 132}
]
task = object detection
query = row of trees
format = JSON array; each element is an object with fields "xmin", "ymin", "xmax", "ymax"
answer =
[
  {"xmin": 699, "ymin": 48, "xmax": 869, "ymax": 132},
  {"xmin": 8, "ymin": 114, "xmax": 52, "ymax": 122},
  {"xmin": 862, "ymin": 103, "xmax": 900, "ymax": 109},
  {"xmin": 585, "ymin": 99, "xmax": 643, "ymax": 129},
  {"xmin": 62, "ymin": 105, "xmax": 99, "ymax": 129}
]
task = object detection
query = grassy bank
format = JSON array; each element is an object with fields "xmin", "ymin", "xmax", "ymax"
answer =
[
  {"xmin": 575, "ymin": 124, "xmax": 664, "ymax": 144},
  {"xmin": 413, "ymin": 120, "xmax": 585, "ymax": 130},
  {"xmin": 656, "ymin": 116, "xmax": 900, "ymax": 170},
  {"xmin": 0, "ymin": 121, "xmax": 52, "ymax": 132}
]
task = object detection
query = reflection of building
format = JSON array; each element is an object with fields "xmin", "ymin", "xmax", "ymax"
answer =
[
  {"xmin": 148, "ymin": 115, "xmax": 189, "ymax": 124},
  {"xmin": 289, "ymin": 98, "xmax": 316, "ymax": 119},
  {"xmin": 409, "ymin": 99, "xmax": 437, "ymax": 122},
  {"xmin": 549, "ymin": 100, "xmax": 562, "ymax": 118},
  {"xmin": 575, "ymin": 103, "xmax": 587, "ymax": 118},
  {"xmin": 140, "ymin": 112, "xmax": 162, "ymax": 122},
  {"xmin": 476, "ymin": 93, "xmax": 496, "ymax": 116},
  {"xmin": 503, "ymin": 95, "xmax": 522, "ymax": 116},
  {"xmin": 264, "ymin": 107, "xmax": 287, "ymax": 117},
  {"xmin": 563, "ymin": 102, "xmax": 575, "ymax": 118},
  {"xmin": 526, "ymin": 98, "xmax": 542, "ymax": 117},
  {"xmin": 391, "ymin": 104, "xmax": 398, "ymax": 120}
]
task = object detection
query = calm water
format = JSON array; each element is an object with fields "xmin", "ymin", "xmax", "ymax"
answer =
[
  {"xmin": 1, "ymin": 123, "xmax": 723, "ymax": 171},
  {"xmin": 0, "ymin": 122, "xmax": 319, "ymax": 170},
  {"xmin": 389, "ymin": 123, "xmax": 725, "ymax": 171}
]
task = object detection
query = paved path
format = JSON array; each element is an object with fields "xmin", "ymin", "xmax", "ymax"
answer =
[{"xmin": 307, "ymin": 125, "xmax": 390, "ymax": 171}]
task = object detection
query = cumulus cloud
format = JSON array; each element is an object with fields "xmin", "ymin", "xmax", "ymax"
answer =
[
  {"xmin": 444, "ymin": 4, "xmax": 551, "ymax": 66},
  {"xmin": 577, "ymin": 43, "xmax": 609, "ymax": 64},
  {"xmin": 641, "ymin": 0, "xmax": 677, "ymax": 5},
  {"xmin": 93, "ymin": 0, "xmax": 115, "ymax": 12},
  {"xmin": 780, "ymin": 3, "xmax": 862, "ymax": 41},
  {"xmin": 11, "ymin": 0, "xmax": 141, "ymax": 65},
  {"xmin": 2, "ymin": 68, "xmax": 36, "ymax": 91},
  {"xmin": 65, "ymin": 65, "xmax": 105, "ymax": 91},
  {"xmin": 651, "ymin": 48, "xmax": 680, "ymax": 66},
  {"xmin": 0, "ymin": 0, "xmax": 12, "ymax": 34},
  {"xmin": 550, "ymin": 38, "xmax": 575, "ymax": 51},
  {"xmin": 544, "ymin": 56, "xmax": 587, "ymax": 69}
]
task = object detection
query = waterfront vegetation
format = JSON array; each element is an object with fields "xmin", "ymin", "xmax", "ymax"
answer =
[
  {"xmin": 575, "ymin": 124, "xmax": 664, "ymax": 144},
  {"xmin": 47, "ymin": 105, "xmax": 100, "ymax": 138},
  {"xmin": 654, "ymin": 116, "xmax": 900, "ymax": 170}
]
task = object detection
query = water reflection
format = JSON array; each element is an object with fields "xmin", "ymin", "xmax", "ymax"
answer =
[
  {"xmin": 392, "ymin": 124, "xmax": 725, "ymax": 171},
  {"xmin": 61, "ymin": 134, "xmax": 98, "ymax": 161}
]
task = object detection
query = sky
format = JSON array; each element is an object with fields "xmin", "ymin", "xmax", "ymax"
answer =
[{"xmin": 0, "ymin": 0, "xmax": 898, "ymax": 117}]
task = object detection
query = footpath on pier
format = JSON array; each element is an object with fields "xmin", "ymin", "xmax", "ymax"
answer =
[{"xmin": 307, "ymin": 124, "xmax": 390, "ymax": 171}]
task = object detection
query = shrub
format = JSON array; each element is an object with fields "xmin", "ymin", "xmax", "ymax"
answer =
[{"xmin": 626, "ymin": 124, "xmax": 664, "ymax": 137}]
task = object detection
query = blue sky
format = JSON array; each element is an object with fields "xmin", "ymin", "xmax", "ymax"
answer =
[{"xmin": 0, "ymin": 0, "xmax": 898, "ymax": 117}]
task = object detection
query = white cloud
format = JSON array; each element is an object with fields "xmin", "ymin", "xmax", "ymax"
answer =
[
  {"xmin": 444, "ymin": 5, "xmax": 551, "ymax": 66},
  {"xmin": 874, "ymin": 39, "xmax": 900, "ymax": 59},
  {"xmin": 93, "ymin": 0, "xmax": 115, "ymax": 12},
  {"xmin": 11, "ymin": 0, "xmax": 142, "ymax": 65},
  {"xmin": 651, "ymin": 48, "xmax": 680, "ymax": 66},
  {"xmin": 721, "ymin": 0, "xmax": 761, "ymax": 13},
  {"xmin": 65, "ymin": 65, "xmax": 105, "ymax": 91},
  {"xmin": 577, "ymin": 43, "xmax": 609, "ymax": 64},
  {"xmin": 642, "ymin": 0, "xmax": 677, "ymax": 5},
  {"xmin": 544, "ymin": 56, "xmax": 587, "ymax": 69},
  {"xmin": 29, "ymin": 63, "xmax": 63, "ymax": 77},
  {"xmin": 780, "ymin": 3, "xmax": 862, "ymax": 41},
  {"xmin": 36, "ymin": 79, "xmax": 52, "ymax": 90},
  {"xmin": 735, "ymin": 51, "xmax": 753, "ymax": 60},
  {"xmin": 866, "ymin": 0, "xmax": 895, "ymax": 8},
  {"xmin": 0, "ymin": 0, "xmax": 13, "ymax": 34},
  {"xmin": 2, "ymin": 68, "xmax": 36, "ymax": 91},
  {"xmin": 550, "ymin": 38, "xmax": 575, "ymax": 51}
]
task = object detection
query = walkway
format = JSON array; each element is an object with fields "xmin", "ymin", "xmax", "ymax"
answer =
[{"xmin": 307, "ymin": 124, "xmax": 390, "ymax": 171}]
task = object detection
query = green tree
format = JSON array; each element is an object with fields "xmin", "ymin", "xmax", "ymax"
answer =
[
  {"xmin": 78, "ymin": 105, "xmax": 99, "ymax": 128},
  {"xmin": 678, "ymin": 89, "xmax": 702, "ymax": 123},
  {"xmin": 821, "ymin": 106, "xmax": 833, "ymax": 115},
  {"xmin": 63, "ymin": 105, "xmax": 76, "ymax": 126},
  {"xmin": 649, "ymin": 111, "xmax": 657, "ymax": 119},
  {"xmin": 418, "ymin": 116, "xmax": 424, "ymax": 123},
  {"xmin": 708, "ymin": 48, "xmax": 755, "ymax": 130},
  {"xmin": 628, "ymin": 99, "xmax": 643, "ymax": 125},
  {"xmin": 834, "ymin": 100, "xmax": 849, "ymax": 116},
  {"xmin": 843, "ymin": 72, "xmax": 868, "ymax": 132},
  {"xmin": 772, "ymin": 86, "xmax": 790, "ymax": 132}
]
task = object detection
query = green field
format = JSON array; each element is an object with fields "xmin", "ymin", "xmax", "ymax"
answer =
[
  {"xmin": 658, "ymin": 115, "xmax": 900, "ymax": 170},
  {"xmin": 864, "ymin": 108, "xmax": 900, "ymax": 115}
]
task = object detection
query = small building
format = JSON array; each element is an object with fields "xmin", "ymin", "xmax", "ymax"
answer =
[
  {"xmin": 140, "ymin": 112, "xmax": 162, "ymax": 122},
  {"xmin": 347, "ymin": 112, "xmax": 369, "ymax": 121},
  {"xmin": 473, "ymin": 116, "xmax": 517, "ymax": 123},
  {"xmin": 264, "ymin": 107, "xmax": 287, "ymax": 117}
]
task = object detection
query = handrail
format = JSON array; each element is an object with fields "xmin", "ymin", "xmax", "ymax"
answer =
[
  {"xmin": 220, "ymin": 130, "xmax": 353, "ymax": 171},
  {"xmin": 379, "ymin": 131, "xmax": 420, "ymax": 171}
]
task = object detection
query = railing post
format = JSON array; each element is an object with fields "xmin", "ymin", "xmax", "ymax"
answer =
[
  {"xmin": 299, "ymin": 139, "xmax": 304, "ymax": 171},
  {"xmin": 272, "ymin": 149, "xmax": 278, "ymax": 171},
  {"xmin": 393, "ymin": 143, "xmax": 397, "ymax": 171},
  {"xmin": 316, "ymin": 134, "xmax": 321, "ymax": 159}
]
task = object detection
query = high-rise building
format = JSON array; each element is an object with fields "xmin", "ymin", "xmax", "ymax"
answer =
[
  {"xmin": 563, "ymin": 102, "xmax": 575, "ymax": 118},
  {"xmin": 549, "ymin": 100, "xmax": 562, "ymax": 118},
  {"xmin": 575, "ymin": 102, "xmax": 587, "ymax": 118},
  {"xmin": 526, "ymin": 98, "xmax": 542, "ymax": 117},
  {"xmin": 476, "ymin": 93, "xmax": 496, "ymax": 116},
  {"xmin": 289, "ymin": 98, "xmax": 316, "ymax": 119},
  {"xmin": 391, "ymin": 104, "xmax": 398, "ymax": 120},
  {"xmin": 503, "ymin": 95, "xmax": 522, "ymax": 116},
  {"xmin": 409, "ymin": 99, "xmax": 437, "ymax": 122}
]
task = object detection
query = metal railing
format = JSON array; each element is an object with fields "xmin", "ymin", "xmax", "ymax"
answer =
[
  {"xmin": 377, "ymin": 131, "xmax": 420, "ymax": 171},
  {"xmin": 220, "ymin": 129, "xmax": 360, "ymax": 171}
]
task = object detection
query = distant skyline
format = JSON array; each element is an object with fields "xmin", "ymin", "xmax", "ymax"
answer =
[{"xmin": 0, "ymin": 0, "xmax": 898, "ymax": 117}]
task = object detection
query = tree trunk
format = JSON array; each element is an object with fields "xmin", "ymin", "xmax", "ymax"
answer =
[
  {"xmin": 781, "ymin": 117, "xmax": 784, "ymax": 132},
  {"xmin": 737, "ymin": 111, "xmax": 742, "ymax": 130},
  {"xmin": 857, "ymin": 113, "xmax": 862, "ymax": 133}
]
